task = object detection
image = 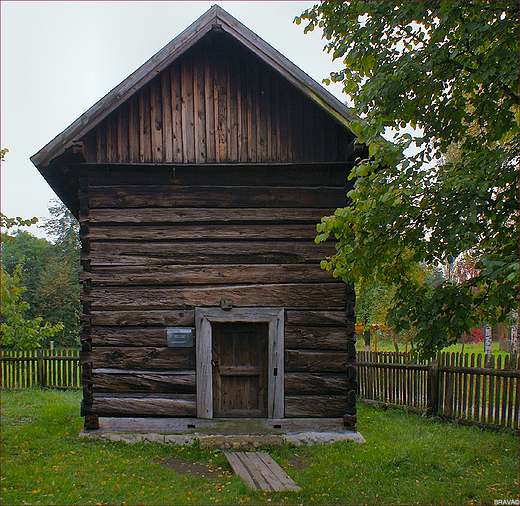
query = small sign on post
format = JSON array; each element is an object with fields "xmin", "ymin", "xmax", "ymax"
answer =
[
  {"xmin": 511, "ymin": 323, "xmax": 518, "ymax": 357},
  {"xmin": 484, "ymin": 324, "xmax": 492, "ymax": 366}
]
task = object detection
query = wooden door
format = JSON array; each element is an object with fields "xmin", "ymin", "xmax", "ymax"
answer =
[{"xmin": 212, "ymin": 322, "xmax": 268, "ymax": 417}]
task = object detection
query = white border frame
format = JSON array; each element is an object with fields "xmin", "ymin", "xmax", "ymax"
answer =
[{"xmin": 195, "ymin": 307, "xmax": 284, "ymax": 419}]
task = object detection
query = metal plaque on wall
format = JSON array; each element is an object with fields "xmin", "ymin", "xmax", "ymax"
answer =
[{"xmin": 167, "ymin": 327, "xmax": 194, "ymax": 347}]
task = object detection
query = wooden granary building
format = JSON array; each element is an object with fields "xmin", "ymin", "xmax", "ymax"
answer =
[{"xmin": 31, "ymin": 5, "xmax": 366, "ymax": 430}]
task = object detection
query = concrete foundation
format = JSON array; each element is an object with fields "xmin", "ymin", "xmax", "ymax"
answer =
[{"xmin": 79, "ymin": 417, "xmax": 366, "ymax": 447}]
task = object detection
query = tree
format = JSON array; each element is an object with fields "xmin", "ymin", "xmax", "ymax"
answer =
[
  {"xmin": 297, "ymin": 2, "xmax": 519, "ymax": 358},
  {"xmin": 1, "ymin": 228, "xmax": 80, "ymax": 347},
  {"xmin": 2, "ymin": 148, "xmax": 80, "ymax": 347},
  {"xmin": 1, "ymin": 264, "xmax": 63, "ymax": 349},
  {"xmin": 35, "ymin": 258, "xmax": 80, "ymax": 346},
  {"xmin": 355, "ymin": 277, "xmax": 394, "ymax": 351},
  {"xmin": 355, "ymin": 278, "xmax": 394, "ymax": 332},
  {"xmin": 40, "ymin": 198, "xmax": 80, "ymax": 251},
  {"xmin": 38, "ymin": 199, "xmax": 81, "ymax": 346},
  {"xmin": 1, "ymin": 231, "xmax": 54, "ymax": 313}
]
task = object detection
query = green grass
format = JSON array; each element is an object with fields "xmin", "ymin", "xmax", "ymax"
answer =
[{"xmin": 1, "ymin": 389, "xmax": 518, "ymax": 505}]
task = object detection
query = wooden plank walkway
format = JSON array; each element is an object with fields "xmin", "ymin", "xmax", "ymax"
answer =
[{"xmin": 224, "ymin": 452, "xmax": 301, "ymax": 492}]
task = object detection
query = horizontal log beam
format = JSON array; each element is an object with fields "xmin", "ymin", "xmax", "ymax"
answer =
[
  {"xmin": 90, "ymin": 311, "xmax": 194, "ymax": 328},
  {"xmin": 285, "ymin": 310, "xmax": 349, "ymax": 327},
  {"xmin": 83, "ymin": 241, "xmax": 334, "ymax": 266},
  {"xmin": 87, "ymin": 185, "xmax": 345, "ymax": 209},
  {"xmin": 285, "ymin": 349, "xmax": 353, "ymax": 373},
  {"xmin": 90, "ymin": 327, "xmax": 170, "ymax": 347},
  {"xmin": 80, "ymin": 347, "xmax": 195, "ymax": 370},
  {"xmin": 284, "ymin": 395, "xmax": 355, "ymax": 418},
  {"xmin": 83, "ymin": 207, "xmax": 334, "ymax": 225},
  {"xmin": 83, "ymin": 224, "xmax": 317, "ymax": 241},
  {"xmin": 81, "ymin": 394, "xmax": 197, "ymax": 417},
  {"xmin": 85, "ymin": 164, "xmax": 350, "ymax": 187},
  {"xmin": 86, "ymin": 371, "xmax": 196, "ymax": 393},
  {"xmin": 80, "ymin": 264, "xmax": 333, "ymax": 286},
  {"xmin": 284, "ymin": 373, "xmax": 356, "ymax": 395},
  {"xmin": 285, "ymin": 327, "xmax": 350, "ymax": 351},
  {"xmin": 83, "ymin": 283, "xmax": 347, "ymax": 310}
]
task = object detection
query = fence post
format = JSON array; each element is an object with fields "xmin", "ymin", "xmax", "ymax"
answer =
[
  {"xmin": 37, "ymin": 351, "xmax": 44, "ymax": 388},
  {"xmin": 427, "ymin": 359, "xmax": 439, "ymax": 416}
]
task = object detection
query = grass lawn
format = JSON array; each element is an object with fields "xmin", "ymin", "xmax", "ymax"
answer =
[{"xmin": 1, "ymin": 389, "xmax": 518, "ymax": 505}]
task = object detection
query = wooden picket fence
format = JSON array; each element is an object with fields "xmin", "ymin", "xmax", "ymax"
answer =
[
  {"xmin": 357, "ymin": 351, "xmax": 520, "ymax": 431},
  {"xmin": 1, "ymin": 349, "xmax": 81, "ymax": 389},
  {"xmin": 2, "ymin": 348, "xmax": 518, "ymax": 431}
]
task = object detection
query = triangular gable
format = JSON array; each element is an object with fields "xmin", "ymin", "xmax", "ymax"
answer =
[{"xmin": 31, "ymin": 4, "xmax": 356, "ymax": 169}]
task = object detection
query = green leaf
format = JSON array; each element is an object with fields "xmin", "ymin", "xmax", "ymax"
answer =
[{"xmin": 299, "ymin": 0, "xmax": 519, "ymax": 358}]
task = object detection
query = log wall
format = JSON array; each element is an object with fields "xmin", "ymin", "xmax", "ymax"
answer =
[
  {"xmin": 79, "ymin": 163, "xmax": 357, "ymax": 421},
  {"xmin": 77, "ymin": 33, "xmax": 358, "ymax": 422}
]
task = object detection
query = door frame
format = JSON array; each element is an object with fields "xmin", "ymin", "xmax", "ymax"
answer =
[{"xmin": 195, "ymin": 307, "xmax": 284, "ymax": 419}]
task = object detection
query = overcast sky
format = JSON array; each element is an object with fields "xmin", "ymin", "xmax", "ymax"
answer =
[{"xmin": 1, "ymin": 1, "xmax": 348, "ymax": 238}]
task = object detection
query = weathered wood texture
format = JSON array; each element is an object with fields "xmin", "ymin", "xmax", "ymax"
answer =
[
  {"xmin": 84, "ymin": 370, "xmax": 196, "ymax": 393},
  {"xmin": 225, "ymin": 452, "xmax": 301, "ymax": 492},
  {"xmin": 81, "ymin": 394, "xmax": 197, "ymax": 417},
  {"xmin": 86, "ymin": 185, "xmax": 345, "ymax": 209},
  {"xmin": 80, "ymin": 347, "xmax": 195, "ymax": 370},
  {"xmin": 78, "ymin": 37, "xmax": 358, "ymax": 422},
  {"xmin": 81, "ymin": 37, "xmax": 355, "ymax": 165},
  {"xmin": 284, "ymin": 372, "xmax": 356, "ymax": 395},
  {"xmin": 83, "ymin": 284, "xmax": 347, "ymax": 310}
]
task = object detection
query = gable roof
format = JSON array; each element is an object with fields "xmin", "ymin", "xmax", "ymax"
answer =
[{"xmin": 31, "ymin": 4, "xmax": 357, "ymax": 169}]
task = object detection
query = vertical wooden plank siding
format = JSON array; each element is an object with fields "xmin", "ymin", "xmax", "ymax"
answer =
[
  {"xmin": 139, "ymin": 84, "xmax": 151, "ymax": 162},
  {"xmin": 96, "ymin": 122, "xmax": 106, "ymax": 163},
  {"xmin": 170, "ymin": 64, "xmax": 182, "ymax": 162},
  {"xmin": 181, "ymin": 58, "xmax": 195, "ymax": 163},
  {"xmin": 150, "ymin": 77, "xmax": 163, "ymax": 163},
  {"xmin": 82, "ymin": 44, "xmax": 355, "ymax": 166},
  {"xmin": 234, "ymin": 51, "xmax": 244, "ymax": 162},
  {"xmin": 270, "ymin": 76, "xmax": 280, "ymax": 163},
  {"xmin": 259, "ymin": 68, "xmax": 270, "ymax": 162},
  {"xmin": 204, "ymin": 51, "xmax": 216, "ymax": 162},
  {"xmin": 227, "ymin": 57, "xmax": 238, "ymax": 162},
  {"xmin": 245, "ymin": 60, "xmax": 257, "ymax": 162},
  {"xmin": 194, "ymin": 54, "xmax": 206, "ymax": 163},
  {"xmin": 161, "ymin": 71, "xmax": 173, "ymax": 162},
  {"xmin": 129, "ymin": 96, "xmax": 140, "ymax": 161}
]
